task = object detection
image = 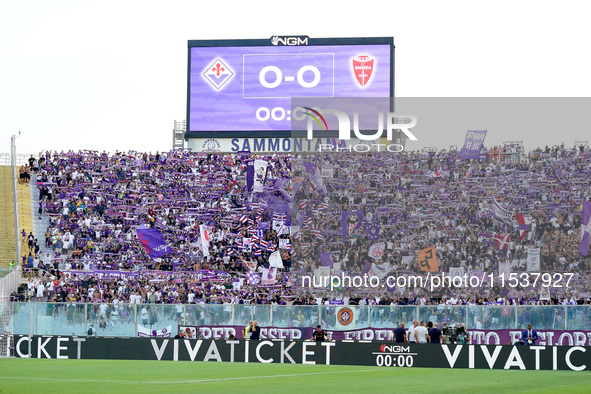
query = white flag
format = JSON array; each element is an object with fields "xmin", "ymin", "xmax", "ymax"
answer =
[
  {"xmin": 449, "ymin": 267, "xmax": 465, "ymax": 279},
  {"xmin": 368, "ymin": 242, "xmax": 385, "ymax": 260},
  {"xmin": 498, "ymin": 262, "xmax": 511, "ymax": 278},
  {"xmin": 272, "ymin": 219, "xmax": 285, "ymax": 233},
  {"xmin": 253, "ymin": 159, "xmax": 268, "ymax": 193},
  {"xmin": 199, "ymin": 224, "xmax": 210, "ymax": 257},
  {"xmin": 527, "ymin": 248, "xmax": 540, "ymax": 271},
  {"xmin": 269, "ymin": 251, "xmax": 283, "ymax": 268},
  {"xmin": 313, "ymin": 267, "xmax": 331, "ymax": 287},
  {"xmin": 261, "ymin": 267, "xmax": 277, "ymax": 285},
  {"xmin": 370, "ymin": 263, "xmax": 391, "ymax": 279}
]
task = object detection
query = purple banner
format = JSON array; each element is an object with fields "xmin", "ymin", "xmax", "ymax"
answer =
[
  {"xmin": 367, "ymin": 224, "xmax": 380, "ymax": 241},
  {"xmin": 246, "ymin": 163, "xmax": 254, "ymax": 192},
  {"xmin": 579, "ymin": 198, "xmax": 591, "ymax": 256},
  {"xmin": 136, "ymin": 226, "xmax": 172, "ymax": 259},
  {"xmin": 460, "ymin": 130, "xmax": 487, "ymax": 160},
  {"xmin": 182, "ymin": 326, "xmax": 591, "ymax": 345},
  {"xmin": 320, "ymin": 252, "xmax": 333, "ymax": 267}
]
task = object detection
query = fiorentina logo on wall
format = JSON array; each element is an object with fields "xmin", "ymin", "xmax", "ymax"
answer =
[
  {"xmin": 337, "ymin": 307, "xmax": 354, "ymax": 326},
  {"xmin": 352, "ymin": 55, "xmax": 374, "ymax": 87}
]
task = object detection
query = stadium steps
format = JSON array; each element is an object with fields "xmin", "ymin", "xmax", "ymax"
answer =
[
  {"xmin": 17, "ymin": 181, "xmax": 33, "ymax": 249},
  {"xmin": 0, "ymin": 166, "xmax": 17, "ymax": 269},
  {"xmin": 11, "ymin": 172, "xmax": 35, "ymax": 277},
  {"xmin": 30, "ymin": 173, "xmax": 51, "ymax": 257}
]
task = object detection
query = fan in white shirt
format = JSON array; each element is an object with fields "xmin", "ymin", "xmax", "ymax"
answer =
[
  {"xmin": 187, "ymin": 292, "xmax": 195, "ymax": 304},
  {"xmin": 416, "ymin": 322, "xmax": 429, "ymax": 343},
  {"xmin": 407, "ymin": 320, "xmax": 419, "ymax": 343}
]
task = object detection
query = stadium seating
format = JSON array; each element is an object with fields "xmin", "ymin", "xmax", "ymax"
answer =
[{"xmin": 11, "ymin": 144, "xmax": 591, "ymax": 309}]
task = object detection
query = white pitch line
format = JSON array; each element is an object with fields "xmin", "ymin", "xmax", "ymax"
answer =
[
  {"xmin": 0, "ymin": 377, "xmax": 147, "ymax": 384},
  {"xmin": 0, "ymin": 368, "xmax": 385, "ymax": 385},
  {"xmin": 164, "ymin": 369, "xmax": 385, "ymax": 384}
]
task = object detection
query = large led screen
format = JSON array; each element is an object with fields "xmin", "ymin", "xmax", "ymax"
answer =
[{"xmin": 187, "ymin": 38, "xmax": 393, "ymax": 138}]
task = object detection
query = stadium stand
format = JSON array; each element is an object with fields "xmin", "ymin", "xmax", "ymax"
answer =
[
  {"xmin": 1, "ymin": 144, "xmax": 589, "ymax": 343},
  {"xmin": 9, "ymin": 143, "xmax": 591, "ymax": 310},
  {"xmin": 291, "ymin": 144, "xmax": 591, "ymax": 304},
  {"xmin": 14, "ymin": 149, "xmax": 291, "ymax": 305}
]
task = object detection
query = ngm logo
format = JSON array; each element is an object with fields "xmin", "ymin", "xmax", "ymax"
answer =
[
  {"xmin": 270, "ymin": 36, "xmax": 309, "ymax": 46},
  {"xmin": 379, "ymin": 345, "xmax": 411, "ymax": 353}
]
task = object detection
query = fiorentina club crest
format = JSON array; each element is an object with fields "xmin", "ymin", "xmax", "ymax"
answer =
[
  {"xmin": 352, "ymin": 55, "xmax": 374, "ymax": 87},
  {"xmin": 202, "ymin": 57, "xmax": 234, "ymax": 90},
  {"xmin": 337, "ymin": 307, "xmax": 354, "ymax": 326}
]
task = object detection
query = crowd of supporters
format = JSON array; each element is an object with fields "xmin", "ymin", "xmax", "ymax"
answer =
[
  {"xmin": 12, "ymin": 142, "xmax": 591, "ymax": 307},
  {"xmin": 292, "ymin": 143, "xmax": 591, "ymax": 305},
  {"xmin": 18, "ymin": 149, "xmax": 292, "ymax": 305}
]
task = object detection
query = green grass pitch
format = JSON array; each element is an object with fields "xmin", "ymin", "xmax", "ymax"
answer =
[{"xmin": 0, "ymin": 359, "xmax": 590, "ymax": 393}]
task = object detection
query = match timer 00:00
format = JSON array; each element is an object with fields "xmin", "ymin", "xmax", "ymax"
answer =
[
  {"xmin": 374, "ymin": 345, "xmax": 417, "ymax": 367},
  {"xmin": 254, "ymin": 106, "xmax": 321, "ymax": 123}
]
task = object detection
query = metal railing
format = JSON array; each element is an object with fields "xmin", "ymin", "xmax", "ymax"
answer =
[
  {"xmin": 0, "ymin": 153, "xmax": 35, "ymax": 167},
  {"xmin": 0, "ymin": 267, "xmax": 21, "ymax": 299},
  {"xmin": 9, "ymin": 141, "xmax": 25, "ymax": 267},
  {"xmin": 9, "ymin": 302, "xmax": 590, "ymax": 337}
]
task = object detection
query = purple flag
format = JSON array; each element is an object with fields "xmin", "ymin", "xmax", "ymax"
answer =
[
  {"xmin": 367, "ymin": 224, "xmax": 380, "ymax": 241},
  {"xmin": 303, "ymin": 162, "xmax": 317, "ymax": 174},
  {"xmin": 460, "ymin": 130, "xmax": 487, "ymax": 160},
  {"xmin": 246, "ymin": 163, "xmax": 254, "ymax": 192},
  {"xmin": 342, "ymin": 211, "xmax": 364, "ymax": 241},
  {"xmin": 247, "ymin": 271, "xmax": 260, "ymax": 285},
  {"xmin": 136, "ymin": 226, "xmax": 172, "ymax": 259},
  {"xmin": 320, "ymin": 252, "xmax": 333, "ymax": 267},
  {"xmin": 579, "ymin": 199, "xmax": 591, "ymax": 256},
  {"xmin": 274, "ymin": 178, "xmax": 288, "ymax": 189}
]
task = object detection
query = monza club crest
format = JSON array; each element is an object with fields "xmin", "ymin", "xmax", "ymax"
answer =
[{"xmin": 352, "ymin": 55, "xmax": 374, "ymax": 87}]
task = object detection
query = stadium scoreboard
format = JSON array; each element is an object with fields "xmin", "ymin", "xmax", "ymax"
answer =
[{"xmin": 187, "ymin": 36, "xmax": 394, "ymax": 139}]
